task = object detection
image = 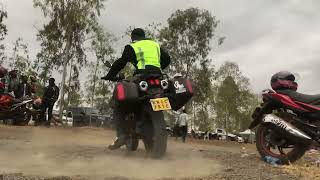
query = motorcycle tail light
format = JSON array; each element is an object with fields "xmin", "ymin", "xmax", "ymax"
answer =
[
  {"xmin": 139, "ymin": 81, "xmax": 148, "ymax": 91},
  {"xmin": 116, "ymin": 84, "xmax": 125, "ymax": 101},
  {"xmin": 155, "ymin": 79, "xmax": 160, "ymax": 85},
  {"xmin": 161, "ymin": 79, "xmax": 169, "ymax": 89}
]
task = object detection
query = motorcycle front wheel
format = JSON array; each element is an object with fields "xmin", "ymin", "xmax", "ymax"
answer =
[{"xmin": 13, "ymin": 110, "xmax": 32, "ymax": 126}]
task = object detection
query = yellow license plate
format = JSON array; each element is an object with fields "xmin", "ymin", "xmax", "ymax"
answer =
[{"xmin": 150, "ymin": 97, "xmax": 172, "ymax": 111}]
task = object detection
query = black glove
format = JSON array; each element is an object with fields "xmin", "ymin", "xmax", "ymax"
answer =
[
  {"xmin": 101, "ymin": 75, "xmax": 117, "ymax": 81},
  {"xmin": 101, "ymin": 76, "xmax": 108, "ymax": 80}
]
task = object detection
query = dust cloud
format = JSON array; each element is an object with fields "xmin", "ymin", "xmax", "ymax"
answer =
[{"xmin": 0, "ymin": 126, "xmax": 221, "ymax": 179}]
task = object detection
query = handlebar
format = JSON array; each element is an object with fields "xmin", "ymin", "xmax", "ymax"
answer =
[{"xmin": 101, "ymin": 74, "xmax": 125, "ymax": 82}]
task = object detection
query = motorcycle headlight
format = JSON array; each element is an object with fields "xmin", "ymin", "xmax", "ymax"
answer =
[
  {"xmin": 161, "ymin": 79, "xmax": 169, "ymax": 89},
  {"xmin": 139, "ymin": 81, "xmax": 148, "ymax": 91}
]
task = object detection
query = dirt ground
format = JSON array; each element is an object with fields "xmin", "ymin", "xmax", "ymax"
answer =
[{"xmin": 0, "ymin": 125, "xmax": 319, "ymax": 180}]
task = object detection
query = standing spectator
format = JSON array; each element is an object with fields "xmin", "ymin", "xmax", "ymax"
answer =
[
  {"xmin": 175, "ymin": 109, "xmax": 188, "ymax": 143},
  {"xmin": 8, "ymin": 70, "xmax": 19, "ymax": 93},
  {"xmin": 14, "ymin": 75, "xmax": 32, "ymax": 99},
  {"xmin": 41, "ymin": 78, "xmax": 59, "ymax": 126}
]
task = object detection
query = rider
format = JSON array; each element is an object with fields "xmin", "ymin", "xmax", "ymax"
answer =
[{"xmin": 101, "ymin": 28, "xmax": 171, "ymax": 150}]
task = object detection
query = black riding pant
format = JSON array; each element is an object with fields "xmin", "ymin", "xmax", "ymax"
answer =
[{"xmin": 41, "ymin": 101, "xmax": 54, "ymax": 122}]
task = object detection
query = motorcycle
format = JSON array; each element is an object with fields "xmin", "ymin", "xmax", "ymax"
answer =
[
  {"xmin": 102, "ymin": 61, "xmax": 193, "ymax": 158},
  {"xmin": 0, "ymin": 94, "xmax": 33, "ymax": 126},
  {"xmin": 249, "ymin": 88, "xmax": 320, "ymax": 164}
]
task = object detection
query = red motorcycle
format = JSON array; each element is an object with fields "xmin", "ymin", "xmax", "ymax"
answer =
[{"xmin": 249, "ymin": 71, "xmax": 320, "ymax": 164}]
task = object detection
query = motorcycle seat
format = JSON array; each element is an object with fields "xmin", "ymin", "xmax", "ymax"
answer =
[
  {"xmin": 277, "ymin": 89, "xmax": 320, "ymax": 105},
  {"xmin": 135, "ymin": 73, "xmax": 162, "ymax": 80}
]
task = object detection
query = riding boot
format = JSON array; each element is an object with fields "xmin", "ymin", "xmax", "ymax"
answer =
[
  {"xmin": 108, "ymin": 107, "xmax": 127, "ymax": 150},
  {"xmin": 108, "ymin": 127, "xmax": 127, "ymax": 150}
]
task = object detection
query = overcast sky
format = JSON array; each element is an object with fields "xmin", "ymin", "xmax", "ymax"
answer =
[{"xmin": 1, "ymin": 0, "xmax": 320, "ymax": 94}]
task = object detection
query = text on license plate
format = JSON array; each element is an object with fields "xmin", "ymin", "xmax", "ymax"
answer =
[{"xmin": 150, "ymin": 97, "xmax": 172, "ymax": 111}]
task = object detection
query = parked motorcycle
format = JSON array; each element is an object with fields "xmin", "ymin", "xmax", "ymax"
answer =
[
  {"xmin": 0, "ymin": 94, "xmax": 33, "ymax": 125},
  {"xmin": 102, "ymin": 61, "xmax": 193, "ymax": 158},
  {"xmin": 249, "ymin": 71, "xmax": 320, "ymax": 164}
]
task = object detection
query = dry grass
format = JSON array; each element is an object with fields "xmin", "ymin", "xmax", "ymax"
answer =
[
  {"xmin": 281, "ymin": 150, "xmax": 320, "ymax": 180},
  {"xmin": 282, "ymin": 164, "xmax": 320, "ymax": 180}
]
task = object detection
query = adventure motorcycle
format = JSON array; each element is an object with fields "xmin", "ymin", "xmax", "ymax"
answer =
[
  {"xmin": 0, "ymin": 94, "xmax": 33, "ymax": 125},
  {"xmin": 249, "ymin": 72, "xmax": 320, "ymax": 164},
  {"xmin": 102, "ymin": 62, "xmax": 193, "ymax": 158}
]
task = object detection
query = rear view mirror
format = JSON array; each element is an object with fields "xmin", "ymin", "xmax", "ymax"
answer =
[{"xmin": 103, "ymin": 61, "xmax": 112, "ymax": 68}]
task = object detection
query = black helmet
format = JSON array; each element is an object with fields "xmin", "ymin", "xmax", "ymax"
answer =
[
  {"xmin": 131, "ymin": 28, "xmax": 145, "ymax": 41},
  {"xmin": 271, "ymin": 71, "xmax": 298, "ymax": 91}
]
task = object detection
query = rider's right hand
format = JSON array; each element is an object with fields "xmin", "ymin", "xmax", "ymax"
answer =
[{"xmin": 101, "ymin": 76, "xmax": 108, "ymax": 80}]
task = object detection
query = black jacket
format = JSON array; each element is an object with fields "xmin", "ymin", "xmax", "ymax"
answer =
[
  {"xmin": 14, "ymin": 83, "xmax": 32, "ymax": 99},
  {"xmin": 104, "ymin": 42, "xmax": 171, "ymax": 79},
  {"xmin": 43, "ymin": 85, "xmax": 59, "ymax": 103}
]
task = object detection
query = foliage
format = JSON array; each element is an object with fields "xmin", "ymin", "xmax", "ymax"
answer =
[
  {"xmin": 85, "ymin": 61, "xmax": 113, "ymax": 113},
  {"xmin": 0, "ymin": 8, "xmax": 7, "ymax": 64},
  {"xmin": 8, "ymin": 38, "xmax": 32, "ymax": 74},
  {"xmin": 34, "ymin": 0, "xmax": 107, "ymax": 115},
  {"xmin": 33, "ymin": 0, "xmax": 106, "ymax": 67},
  {"xmin": 159, "ymin": 8, "xmax": 219, "ymax": 77},
  {"xmin": 215, "ymin": 62, "xmax": 258, "ymax": 131},
  {"xmin": 85, "ymin": 26, "xmax": 116, "ymax": 113},
  {"xmin": 192, "ymin": 60, "xmax": 215, "ymax": 129}
]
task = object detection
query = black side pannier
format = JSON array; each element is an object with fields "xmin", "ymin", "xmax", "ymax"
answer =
[
  {"xmin": 114, "ymin": 81, "xmax": 139, "ymax": 109},
  {"xmin": 169, "ymin": 77, "xmax": 193, "ymax": 111}
]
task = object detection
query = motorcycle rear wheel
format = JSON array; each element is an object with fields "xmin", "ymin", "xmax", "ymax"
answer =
[
  {"xmin": 256, "ymin": 124, "xmax": 309, "ymax": 164},
  {"xmin": 143, "ymin": 111, "xmax": 167, "ymax": 159}
]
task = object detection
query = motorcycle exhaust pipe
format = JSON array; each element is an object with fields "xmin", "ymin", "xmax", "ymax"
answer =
[{"xmin": 262, "ymin": 114, "xmax": 312, "ymax": 144}]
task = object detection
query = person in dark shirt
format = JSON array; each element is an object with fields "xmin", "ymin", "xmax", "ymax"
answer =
[
  {"xmin": 102, "ymin": 28, "xmax": 171, "ymax": 150},
  {"xmin": 14, "ymin": 75, "xmax": 32, "ymax": 99},
  {"xmin": 41, "ymin": 78, "xmax": 59, "ymax": 126}
]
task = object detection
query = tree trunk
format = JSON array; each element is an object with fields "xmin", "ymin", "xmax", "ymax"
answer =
[
  {"xmin": 67, "ymin": 59, "xmax": 74, "ymax": 106},
  {"xmin": 59, "ymin": 38, "xmax": 72, "ymax": 121},
  {"xmin": 89, "ymin": 60, "xmax": 99, "ymax": 126}
]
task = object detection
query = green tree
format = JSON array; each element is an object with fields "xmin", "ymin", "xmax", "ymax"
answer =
[
  {"xmin": 159, "ymin": 8, "xmax": 221, "ymax": 77},
  {"xmin": 8, "ymin": 38, "xmax": 32, "ymax": 74},
  {"xmin": 85, "ymin": 61, "xmax": 113, "ymax": 113},
  {"xmin": 215, "ymin": 76, "xmax": 240, "ymax": 131},
  {"xmin": 0, "ymin": 8, "xmax": 7, "ymax": 64},
  {"xmin": 215, "ymin": 62, "xmax": 257, "ymax": 132},
  {"xmin": 85, "ymin": 26, "xmax": 115, "ymax": 114},
  {"xmin": 192, "ymin": 60, "xmax": 215, "ymax": 130},
  {"xmin": 66, "ymin": 65, "xmax": 82, "ymax": 106},
  {"xmin": 34, "ymin": 0, "xmax": 106, "ymax": 118}
]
